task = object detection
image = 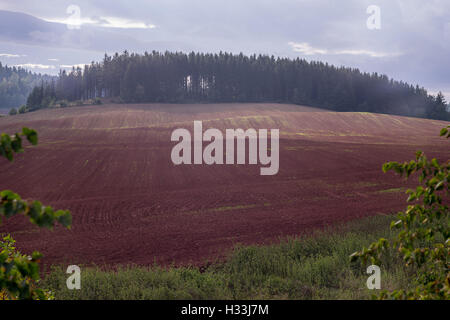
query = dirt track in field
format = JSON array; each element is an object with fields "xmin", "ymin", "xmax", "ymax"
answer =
[{"xmin": 0, "ymin": 103, "xmax": 448, "ymax": 267}]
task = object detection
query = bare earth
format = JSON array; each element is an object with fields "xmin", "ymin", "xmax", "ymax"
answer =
[{"xmin": 0, "ymin": 103, "xmax": 449, "ymax": 267}]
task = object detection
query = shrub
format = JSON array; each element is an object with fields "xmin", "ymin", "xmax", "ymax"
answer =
[
  {"xmin": 351, "ymin": 125, "xmax": 449, "ymax": 299},
  {"xmin": 18, "ymin": 105, "xmax": 28, "ymax": 114},
  {"xmin": 0, "ymin": 235, "xmax": 54, "ymax": 300}
]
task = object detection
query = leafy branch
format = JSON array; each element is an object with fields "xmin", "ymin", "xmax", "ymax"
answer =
[
  {"xmin": 351, "ymin": 127, "xmax": 449, "ymax": 299},
  {"xmin": 0, "ymin": 235, "xmax": 52, "ymax": 300},
  {"xmin": 0, "ymin": 128, "xmax": 72, "ymax": 300},
  {"xmin": 0, "ymin": 127, "xmax": 37, "ymax": 161}
]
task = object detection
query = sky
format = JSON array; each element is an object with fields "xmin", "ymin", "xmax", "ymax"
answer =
[{"xmin": 0, "ymin": 0, "xmax": 449, "ymax": 99}]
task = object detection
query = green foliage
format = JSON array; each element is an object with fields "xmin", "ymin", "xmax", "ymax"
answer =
[
  {"xmin": 0, "ymin": 128, "xmax": 72, "ymax": 299},
  {"xmin": 0, "ymin": 127, "xmax": 37, "ymax": 161},
  {"xmin": 351, "ymin": 127, "xmax": 449, "ymax": 299},
  {"xmin": 440, "ymin": 125, "xmax": 450, "ymax": 138},
  {"xmin": 0, "ymin": 235, "xmax": 54, "ymax": 300},
  {"xmin": 0, "ymin": 190, "xmax": 72, "ymax": 229},
  {"xmin": 8, "ymin": 108, "xmax": 17, "ymax": 116}
]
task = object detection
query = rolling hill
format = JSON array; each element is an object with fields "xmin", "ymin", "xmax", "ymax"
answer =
[{"xmin": 0, "ymin": 103, "xmax": 448, "ymax": 266}]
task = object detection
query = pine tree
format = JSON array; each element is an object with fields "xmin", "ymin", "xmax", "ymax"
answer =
[{"xmin": 23, "ymin": 51, "xmax": 450, "ymax": 121}]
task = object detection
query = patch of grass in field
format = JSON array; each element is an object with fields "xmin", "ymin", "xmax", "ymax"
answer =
[
  {"xmin": 376, "ymin": 187, "xmax": 405, "ymax": 194},
  {"xmin": 353, "ymin": 182, "xmax": 379, "ymax": 188},
  {"xmin": 185, "ymin": 203, "xmax": 263, "ymax": 215},
  {"xmin": 211, "ymin": 204, "xmax": 258, "ymax": 212},
  {"xmin": 43, "ymin": 214, "xmax": 412, "ymax": 300}
]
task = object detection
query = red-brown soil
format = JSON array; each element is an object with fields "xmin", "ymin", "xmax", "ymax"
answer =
[{"xmin": 0, "ymin": 103, "xmax": 448, "ymax": 267}]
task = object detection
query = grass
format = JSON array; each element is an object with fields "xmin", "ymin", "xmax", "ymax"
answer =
[
  {"xmin": 42, "ymin": 214, "xmax": 413, "ymax": 300},
  {"xmin": 376, "ymin": 187, "xmax": 406, "ymax": 194},
  {"xmin": 209, "ymin": 204, "xmax": 258, "ymax": 213}
]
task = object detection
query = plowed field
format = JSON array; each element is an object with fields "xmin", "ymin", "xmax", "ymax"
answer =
[{"xmin": 0, "ymin": 103, "xmax": 448, "ymax": 266}]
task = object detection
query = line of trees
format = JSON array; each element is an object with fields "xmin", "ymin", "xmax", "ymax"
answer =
[
  {"xmin": 25, "ymin": 51, "xmax": 450, "ymax": 120},
  {"xmin": 0, "ymin": 62, "xmax": 52, "ymax": 113}
]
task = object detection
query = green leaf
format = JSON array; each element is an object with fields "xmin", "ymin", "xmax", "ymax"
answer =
[{"xmin": 22, "ymin": 127, "xmax": 38, "ymax": 145}]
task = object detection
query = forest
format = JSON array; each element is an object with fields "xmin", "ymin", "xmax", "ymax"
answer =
[
  {"xmin": 0, "ymin": 62, "xmax": 51, "ymax": 113},
  {"xmin": 23, "ymin": 51, "xmax": 450, "ymax": 120}
]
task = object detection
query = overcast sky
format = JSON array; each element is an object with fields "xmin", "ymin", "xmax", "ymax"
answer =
[{"xmin": 0, "ymin": 0, "xmax": 449, "ymax": 99}]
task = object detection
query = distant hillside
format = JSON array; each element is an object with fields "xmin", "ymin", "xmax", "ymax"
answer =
[
  {"xmin": 25, "ymin": 51, "xmax": 450, "ymax": 121},
  {"xmin": 0, "ymin": 62, "xmax": 53, "ymax": 112}
]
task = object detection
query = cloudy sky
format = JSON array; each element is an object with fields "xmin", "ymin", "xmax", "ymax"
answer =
[{"xmin": 0, "ymin": 0, "xmax": 449, "ymax": 99}]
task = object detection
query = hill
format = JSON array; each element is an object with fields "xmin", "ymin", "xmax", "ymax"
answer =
[
  {"xmin": 0, "ymin": 103, "xmax": 449, "ymax": 266},
  {"xmin": 0, "ymin": 62, "xmax": 52, "ymax": 112}
]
